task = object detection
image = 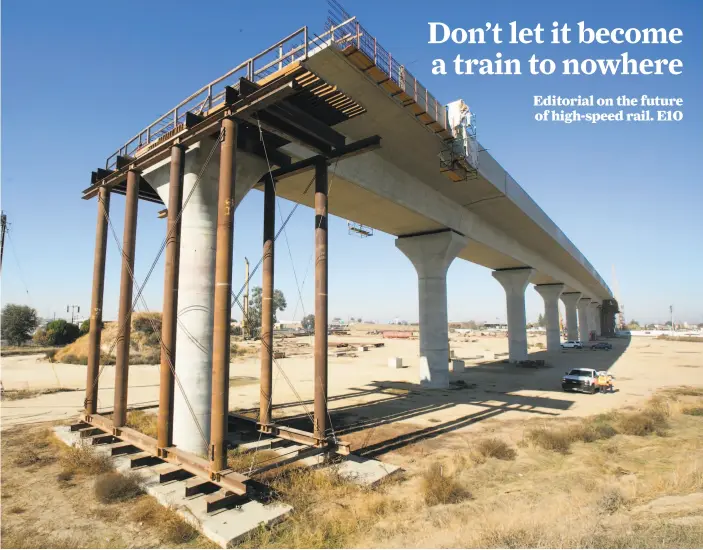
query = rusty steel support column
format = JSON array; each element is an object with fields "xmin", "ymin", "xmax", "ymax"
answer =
[
  {"xmin": 259, "ymin": 174, "xmax": 275, "ymax": 425},
  {"xmin": 157, "ymin": 145, "xmax": 184, "ymax": 450},
  {"xmin": 313, "ymin": 159, "xmax": 329, "ymax": 442},
  {"xmin": 84, "ymin": 187, "xmax": 111, "ymax": 415},
  {"xmin": 113, "ymin": 170, "xmax": 140, "ymax": 428},
  {"xmin": 209, "ymin": 118, "xmax": 237, "ymax": 473}
]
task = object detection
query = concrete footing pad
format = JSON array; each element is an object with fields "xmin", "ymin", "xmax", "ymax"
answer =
[
  {"xmin": 327, "ymin": 454, "xmax": 402, "ymax": 486},
  {"xmin": 53, "ymin": 426, "xmax": 291, "ymax": 548}
]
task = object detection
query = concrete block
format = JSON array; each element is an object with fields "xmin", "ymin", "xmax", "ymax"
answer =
[
  {"xmin": 388, "ymin": 357, "xmax": 403, "ymax": 369},
  {"xmin": 330, "ymin": 454, "xmax": 402, "ymax": 486},
  {"xmin": 357, "ymin": 345, "xmax": 369, "ymax": 352},
  {"xmin": 451, "ymin": 359, "xmax": 465, "ymax": 372}
]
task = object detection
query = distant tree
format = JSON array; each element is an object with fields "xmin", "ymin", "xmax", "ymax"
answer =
[
  {"xmin": 44, "ymin": 319, "xmax": 81, "ymax": 346},
  {"xmin": 250, "ymin": 287, "xmax": 287, "ymax": 329},
  {"xmin": 302, "ymin": 314, "xmax": 315, "ymax": 331},
  {"xmin": 626, "ymin": 320, "xmax": 641, "ymax": 330},
  {"xmin": 1, "ymin": 304, "xmax": 39, "ymax": 345},
  {"xmin": 537, "ymin": 313, "xmax": 545, "ymax": 327},
  {"xmin": 664, "ymin": 320, "xmax": 673, "ymax": 327},
  {"xmin": 80, "ymin": 319, "xmax": 91, "ymax": 334}
]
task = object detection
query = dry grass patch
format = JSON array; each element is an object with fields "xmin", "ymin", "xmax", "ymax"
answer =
[
  {"xmin": 1, "ymin": 387, "xmax": 78, "ymax": 401},
  {"xmin": 94, "ymin": 472, "xmax": 143, "ymax": 503},
  {"xmin": 421, "ymin": 463, "xmax": 472, "ymax": 506},
  {"xmin": 59, "ymin": 443, "xmax": 112, "ymax": 476},
  {"xmin": 241, "ymin": 466, "xmax": 401, "ymax": 548},
  {"xmin": 526, "ymin": 427, "xmax": 573, "ymax": 454},
  {"xmin": 227, "ymin": 448, "xmax": 280, "ymax": 472},
  {"xmin": 126, "ymin": 410, "xmax": 157, "ymax": 438},
  {"xmin": 472, "ymin": 438, "xmax": 517, "ymax": 463},
  {"xmin": 129, "ymin": 497, "xmax": 201, "ymax": 545}
]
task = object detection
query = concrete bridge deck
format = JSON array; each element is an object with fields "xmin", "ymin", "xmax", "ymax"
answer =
[{"xmin": 81, "ymin": 13, "xmax": 617, "ymax": 457}]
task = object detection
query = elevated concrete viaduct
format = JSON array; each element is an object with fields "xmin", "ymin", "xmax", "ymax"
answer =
[{"xmin": 81, "ymin": 14, "xmax": 616, "ymax": 473}]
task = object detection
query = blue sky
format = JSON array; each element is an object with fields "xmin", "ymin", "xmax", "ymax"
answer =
[{"xmin": 2, "ymin": 0, "xmax": 701, "ymax": 326}]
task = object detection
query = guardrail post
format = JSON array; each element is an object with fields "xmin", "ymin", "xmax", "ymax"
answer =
[{"xmin": 304, "ymin": 26, "xmax": 308, "ymax": 59}]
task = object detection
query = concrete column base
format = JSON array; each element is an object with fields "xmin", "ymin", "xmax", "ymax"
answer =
[
  {"xmin": 395, "ymin": 230, "xmax": 467, "ymax": 389},
  {"xmin": 492, "ymin": 268, "xmax": 535, "ymax": 362}
]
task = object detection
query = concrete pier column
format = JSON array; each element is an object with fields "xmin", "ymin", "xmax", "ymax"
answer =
[
  {"xmin": 492, "ymin": 268, "xmax": 535, "ymax": 362},
  {"xmin": 144, "ymin": 137, "xmax": 267, "ymax": 456},
  {"xmin": 395, "ymin": 230, "xmax": 468, "ymax": 388},
  {"xmin": 560, "ymin": 292, "xmax": 582, "ymax": 341},
  {"xmin": 534, "ymin": 283, "xmax": 564, "ymax": 353},
  {"xmin": 595, "ymin": 305, "xmax": 602, "ymax": 336},
  {"xmin": 577, "ymin": 297, "xmax": 591, "ymax": 343},
  {"xmin": 589, "ymin": 301, "xmax": 600, "ymax": 338}
]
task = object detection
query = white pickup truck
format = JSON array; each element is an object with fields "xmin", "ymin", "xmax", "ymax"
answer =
[{"xmin": 561, "ymin": 368, "xmax": 599, "ymax": 393}]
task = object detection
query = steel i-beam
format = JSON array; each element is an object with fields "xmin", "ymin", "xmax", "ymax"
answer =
[
  {"xmin": 85, "ymin": 187, "xmax": 111, "ymax": 415},
  {"xmin": 157, "ymin": 145, "xmax": 184, "ymax": 450},
  {"xmin": 259, "ymin": 174, "xmax": 275, "ymax": 425},
  {"xmin": 113, "ymin": 170, "xmax": 140, "ymax": 427},
  {"xmin": 209, "ymin": 118, "xmax": 237, "ymax": 473},
  {"xmin": 313, "ymin": 159, "xmax": 329, "ymax": 442}
]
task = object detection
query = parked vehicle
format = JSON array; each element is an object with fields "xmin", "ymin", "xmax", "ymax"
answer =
[
  {"xmin": 562, "ymin": 368, "xmax": 598, "ymax": 393},
  {"xmin": 591, "ymin": 342, "xmax": 613, "ymax": 350},
  {"xmin": 561, "ymin": 340, "xmax": 583, "ymax": 349}
]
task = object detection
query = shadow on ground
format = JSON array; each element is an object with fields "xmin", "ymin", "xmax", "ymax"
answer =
[{"xmin": 231, "ymin": 336, "xmax": 631, "ymax": 459}]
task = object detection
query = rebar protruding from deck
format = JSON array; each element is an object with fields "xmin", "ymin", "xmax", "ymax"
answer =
[
  {"xmin": 259, "ymin": 174, "xmax": 276, "ymax": 426},
  {"xmin": 113, "ymin": 169, "xmax": 140, "ymax": 428},
  {"xmin": 314, "ymin": 158, "xmax": 329, "ymax": 442},
  {"xmin": 158, "ymin": 145, "xmax": 185, "ymax": 450},
  {"xmin": 85, "ymin": 187, "xmax": 111, "ymax": 415},
  {"xmin": 209, "ymin": 118, "xmax": 237, "ymax": 473}
]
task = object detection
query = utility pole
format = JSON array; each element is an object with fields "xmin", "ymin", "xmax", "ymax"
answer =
[
  {"xmin": 0, "ymin": 212, "xmax": 7, "ymax": 275},
  {"xmin": 670, "ymin": 305, "xmax": 674, "ymax": 335},
  {"xmin": 67, "ymin": 304, "xmax": 80, "ymax": 324}
]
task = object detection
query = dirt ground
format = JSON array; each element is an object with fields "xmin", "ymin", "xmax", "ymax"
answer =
[
  {"xmin": 2, "ymin": 332, "xmax": 701, "ymax": 432},
  {"xmin": 2, "ymin": 333, "xmax": 703, "ymax": 548}
]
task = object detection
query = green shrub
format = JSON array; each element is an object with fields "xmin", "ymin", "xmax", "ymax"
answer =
[{"xmin": 44, "ymin": 320, "xmax": 81, "ymax": 346}]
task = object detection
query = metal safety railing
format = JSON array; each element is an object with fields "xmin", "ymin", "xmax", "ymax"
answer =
[{"xmin": 105, "ymin": 13, "xmax": 455, "ymax": 170}]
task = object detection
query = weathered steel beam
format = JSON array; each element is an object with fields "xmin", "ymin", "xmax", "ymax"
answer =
[
  {"xmin": 259, "ymin": 174, "xmax": 275, "ymax": 426},
  {"xmin": 314, "ymin": 158, "xmax": 329, "ymax": 442},
  {"xmin": 209, "ymin": 117, "xmax": 237, "ymax": 474},
  {"xmin": 113, "ymin": 170, "xmax": 139, "ymax": 427},
  {"xmin": 157, "ymin": 145, "xmax": 184, "ymax": 451},
  {"xmin": 263, "ymin": 135, "xmax": 381, "ymax": 182},
  {"xmin": 83, "ymin": 413, "xmax": 249, "ymax": 495},
  {"xmin": 85, "ymin": 187, "xmax": 110, "ymax": 415}
]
